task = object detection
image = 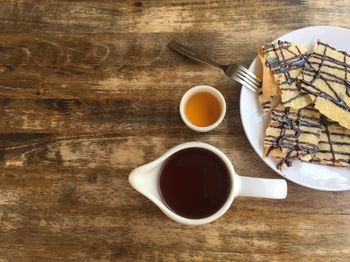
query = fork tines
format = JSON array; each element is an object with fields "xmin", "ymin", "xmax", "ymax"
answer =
[{"xmin": 232, "ymin": 65, "xmax": 261, "ymax": 92}]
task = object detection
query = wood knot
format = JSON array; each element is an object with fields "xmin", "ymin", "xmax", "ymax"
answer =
[
  {"xmin": 87, "ymin": 173, "xmax": 97, "ymax": 183},
  {"xmin": 36, "ymin": 82, "xmax": 46, "ymax": 95},
  {"xmin": 134, "ymin": 0, "xmax": 142, "ymax": 8},
  {"xmin": 61, "ymin": 182, "xmax": 78, "ymax": 204}
]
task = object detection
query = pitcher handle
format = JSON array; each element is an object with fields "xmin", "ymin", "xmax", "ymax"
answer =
[{"xmin": 237, "ymin": 176, "xmax": 287, "ymax": 199}]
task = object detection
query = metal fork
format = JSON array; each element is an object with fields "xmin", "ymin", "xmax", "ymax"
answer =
[{"xmin": 167, "ymin": 41, "xmax": 261, "ymax": 92}]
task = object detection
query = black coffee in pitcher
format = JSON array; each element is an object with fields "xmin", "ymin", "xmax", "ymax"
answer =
[{"xmin": 159, "ymin": 148, "xmax": 231, "ymax": 219}]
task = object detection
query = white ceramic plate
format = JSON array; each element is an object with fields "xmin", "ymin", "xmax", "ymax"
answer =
[{"xmin": 240, "ymin": 26, "xmax": 350, "ymax": 191}]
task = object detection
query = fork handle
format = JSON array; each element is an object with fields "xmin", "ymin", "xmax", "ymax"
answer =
[{"xmin": 167, "ymin": 41, "xmax": 223, "ymax": 69}]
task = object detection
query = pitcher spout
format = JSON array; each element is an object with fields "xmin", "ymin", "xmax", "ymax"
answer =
[{"xmin": 129, "ymin": 164, "xmax": 160, "ymax": 198}]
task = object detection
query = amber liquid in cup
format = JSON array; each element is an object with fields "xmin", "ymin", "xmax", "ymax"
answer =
[
  {"xmin": 185, "ymin": 92, "xmax": 221, "ymax": 127},
  {"xmin": 159, "ymin": 148, "xmax": 231, "ymax": 219}
]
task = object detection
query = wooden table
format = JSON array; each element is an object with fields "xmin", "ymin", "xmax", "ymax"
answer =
[{"xmin": 1, "ymin": 0, "xmax": 350, "ymax": 261}]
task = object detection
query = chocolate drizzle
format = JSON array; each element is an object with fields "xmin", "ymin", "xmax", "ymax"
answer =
[
  {"xmin": 299, "ymin": 41, "xmax": 350, "ymax": 113},
  {"xmin": 258, "ymin": 86, "xmax": 272, "ymax": 113},
  {"xmin": 266, "ymin": 41, "xmax": 307, "ymax": 74},
  {"xmin": 264, "ymin": 104, "xmax": 322, "ymax": 169},
  {"xmin": 321, "ymin": 117, "xmax": 336, "ymax": 162},
  {"xmin": 262, "ymin": 41, "xmax": 308, "ymax": 107},
  {"xmin": 263, "ymin": 41, "xmax": 350, "ymax": 169},
  {"xmin": 306, "ymin": 116, "xmax": 350, "ymax": 167},
  {"xmin": 282, "ymin": 92, "xmax": 308, "ymax": 105},
  {"xmin": 269, "ymin": 112, "xmax": 350, "ymax": 168},
  {"xmin": 277, "ymin": 150, "xmax": 293, "ymax": 169}
]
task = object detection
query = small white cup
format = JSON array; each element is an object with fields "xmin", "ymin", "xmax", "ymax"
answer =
[{"xmin": 179, "ymin": 85, "xmax": 226, "ymax": 132}]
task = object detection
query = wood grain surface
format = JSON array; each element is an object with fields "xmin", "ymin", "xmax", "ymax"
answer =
[{"xmin": 1, "ymin": 0, "xmax": 350, "ymax": 261}]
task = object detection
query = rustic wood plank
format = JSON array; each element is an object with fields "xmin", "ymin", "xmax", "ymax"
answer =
[
  {"xmin": 1, "ymin": 0, "xmax": 350, "ymax": 261},
  {"xmin": 1, "ymin": 134, "xmax": 350, "ymax": 215},
  {"xmin": 0, "ymin": 134, "xmax": 256, "ymax": 170},
  {"xmin": 0, "ymin": 95, "xmax": 242, "ymax": 133},
  {"xmin": 1, "ymin": 163, "xmax": 350, "ymax": 261},
  {"xmin": 0, "ymin": 33, "xmax": 251, "ymax": 100}
]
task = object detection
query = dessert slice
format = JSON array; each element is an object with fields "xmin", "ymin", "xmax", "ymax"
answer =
[
  {"xmin": 262, "ymin": 41, "xmax": 312, "ymax": 110},
  {"xmin": 264, "ymin": 103, "xmax": 321, "ymax": 169},
  {"xmin": 257, "ymin": 47, "xmax": 274, "ymax": 113},
  {"xmin": 258, "ymin": 47, "xmax": 280, "ymax": 98},
  {"xmin": 298, "ymin": 41, "xmax": 350, "ymax": 129},
  {"xmin": 258, "ymin": 86, "xmax": 272, "ymax": 113},
  {"xmin": 306, "ymin": 118, "xmax": 350, "ymax": 167}
]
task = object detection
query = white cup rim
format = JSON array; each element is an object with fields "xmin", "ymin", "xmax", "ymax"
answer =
[
  {"xmin": 157, "ymin": 142, "xmax": 238, "ymax": 225},
  {"xmin": 179, "ymin": 85, "xmax": 226, "ymax": 132}
]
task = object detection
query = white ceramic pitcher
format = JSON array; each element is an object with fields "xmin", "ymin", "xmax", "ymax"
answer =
[{"xmin": 129, "ymin": 142, "xmax": 287, "ymax": 225}]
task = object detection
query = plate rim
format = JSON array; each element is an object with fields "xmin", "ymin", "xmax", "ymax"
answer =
[{"xmin": 239, "ymin": 25, "xmax": 350, "ymax": 191}]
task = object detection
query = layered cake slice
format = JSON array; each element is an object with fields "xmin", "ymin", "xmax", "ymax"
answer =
[
  {"xmin": 298, "ymin": 41, "xmax": 350, "ymax": 129},
  {"xmin": 264, "ymin": 103, "xmax": 321, "ymax": 169},
  {"xmin": 262, "ymin": 41, "xmax": 312, "ymax": 110}
]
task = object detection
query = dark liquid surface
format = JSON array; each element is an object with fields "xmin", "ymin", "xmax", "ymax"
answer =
[{"xmin": 159, "ymin": 148, "xmax": 231, "ymax": 219}]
